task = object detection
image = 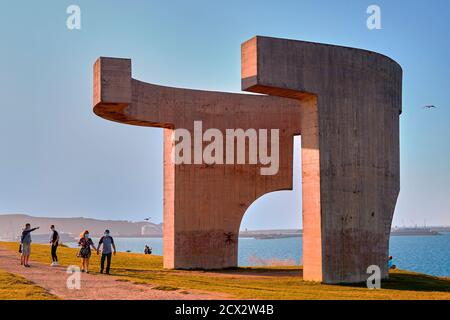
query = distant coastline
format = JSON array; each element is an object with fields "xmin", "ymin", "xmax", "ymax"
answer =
[
  {"xmin": 391, "ymin": 227, "xmax": 441, "ymax": 236},
  {"xmin": 0, "ymin": 213, "xmax": 162, "ymax": 241},
  {"xmin": 0, "ymin": 214, "xmax": 448, "ymax": 242}
]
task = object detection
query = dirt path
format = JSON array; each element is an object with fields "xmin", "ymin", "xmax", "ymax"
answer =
[{"xmin": 0, "ymin": 247, "xmax": 229, "ymax": 300}]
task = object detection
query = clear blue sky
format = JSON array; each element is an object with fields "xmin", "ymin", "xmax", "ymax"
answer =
[{"xmin": 0, "ymin": 0, "xmax": 449, "ymax": 229}]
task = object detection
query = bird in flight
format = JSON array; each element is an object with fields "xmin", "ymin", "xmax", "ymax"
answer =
[
  {"xmin": 423, "ymin": 105, "xmax": 436, "ymax": 109},
  {"xmin": 144, "ymin": 217, "xmax": 151, "ymax": 221}
]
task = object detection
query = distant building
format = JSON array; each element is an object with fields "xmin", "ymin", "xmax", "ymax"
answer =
[{"xmin": 141, "ymin": 224, "xmax": 160, "ymax": 236}]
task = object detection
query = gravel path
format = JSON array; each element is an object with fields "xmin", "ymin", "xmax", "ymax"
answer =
[{"xmin": 0, "ymin": 247, "xmax": 229, "ymax": 300}]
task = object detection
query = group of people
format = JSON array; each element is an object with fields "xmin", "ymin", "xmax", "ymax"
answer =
[
  {"xmin": 144, "ymin": 245, "xmax": 152, "ymax": 255},
  {"xmin": 19, "ymin": 224, "xmax": 117, "ymax": 274},
  {"xmin": 78, "ymin": 229, "xmax": 117, "ymax": 274},
  {"xmin": 20, "ymin": 223, "xmax": 396, "ymax": 274}
]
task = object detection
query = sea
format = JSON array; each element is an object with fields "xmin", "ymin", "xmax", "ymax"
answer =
[{"xmin": 67, "ymin": 232, "xmax": 450, "ymax": 277}]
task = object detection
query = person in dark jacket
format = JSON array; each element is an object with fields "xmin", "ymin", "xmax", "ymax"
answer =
[
  {"xmin": 144, "ymin": 245, "xmax": 152, "ymax": 255},
  {"xmin": 20, "ymin": 223, "xmax": 39, "ymax": 267},
  {"xmin": 49, "ymin": 225, "xmax": 60, "ymax": 266}
]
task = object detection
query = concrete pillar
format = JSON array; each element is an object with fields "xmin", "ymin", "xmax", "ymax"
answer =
[{"xmin": 241, "ymin": 36, "xmax": 402, "ymax": 283}]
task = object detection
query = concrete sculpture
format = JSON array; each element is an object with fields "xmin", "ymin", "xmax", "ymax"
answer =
[{"xmin": 93, "ymin": 36, "xmax": 402, "ymax": 283}]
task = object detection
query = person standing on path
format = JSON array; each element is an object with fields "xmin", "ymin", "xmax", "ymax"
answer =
[
  {"xmin": 20, "ymin": 223, "xmax": 39, "ymax": 267},
  {"xmin": 49, "ymin": 225, "xmax": 60, "ymax": 266},
  {"xmin": 96, "ymin": 229, "xmax": 116, "ymax": 274},
  {"xmin": 78, "ymin": 230, "xmax": 96, "ymax": 273}
]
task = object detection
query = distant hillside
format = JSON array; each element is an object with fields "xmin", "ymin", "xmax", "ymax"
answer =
[{"xmin": 0, "ymin": 214, "xmax": 162, "ymax": 240}]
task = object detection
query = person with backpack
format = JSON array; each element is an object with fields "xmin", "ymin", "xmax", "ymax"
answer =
[
  {"xmin": 49, "ymin": 225, "xmax": 60, "ymax": 266},
  {"xmin": 96, "ymin": 229, "xmax": 116, "ymax": 274},
  {"xmin": 20, "ymin": 223, "xmax": 39, "ymax": 267}
]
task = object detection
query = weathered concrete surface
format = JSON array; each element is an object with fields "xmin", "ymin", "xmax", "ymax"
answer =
[
  {"xmin": 242, "ymin": 36, "xmax": 402, "ymax": 283},
  {"xmin": 93, "ymin": 36, "xmax": 402, "ymax": 284},
  {"xmin": 93, "ymin": 57, "xmax": 303, "ymax": 270}
]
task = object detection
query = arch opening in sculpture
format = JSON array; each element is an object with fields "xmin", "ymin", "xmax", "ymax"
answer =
[{"xmin": 238, "ymin": 135, "xmax": 302, "ymax": 267}]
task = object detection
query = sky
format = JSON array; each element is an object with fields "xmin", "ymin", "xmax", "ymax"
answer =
[{"xmin": 0, "ymin": 0, "xmax": 449, "ymax": 229}]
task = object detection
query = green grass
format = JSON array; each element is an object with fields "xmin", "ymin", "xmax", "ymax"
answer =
[
  {"xmin": 0, "ymin": 269, "xmax": 56, "ymax": 300},
  {"xmin": 1, "ymin": 241, "xmax": 449, "ymax": 300}
]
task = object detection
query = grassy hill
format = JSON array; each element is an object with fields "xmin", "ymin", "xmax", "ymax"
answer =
[
  {"xmin": 0, "ymin": 269, "xmax": 56, "ymax": 300},
  {"xmin": 0, "ymin": 242, "xmax": 449, "ymax": 300}
]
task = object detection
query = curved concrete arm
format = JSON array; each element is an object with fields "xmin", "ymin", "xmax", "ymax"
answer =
[{"xmin": 242, "ymin": 36, "xmax": 402, "ymax": 114}]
